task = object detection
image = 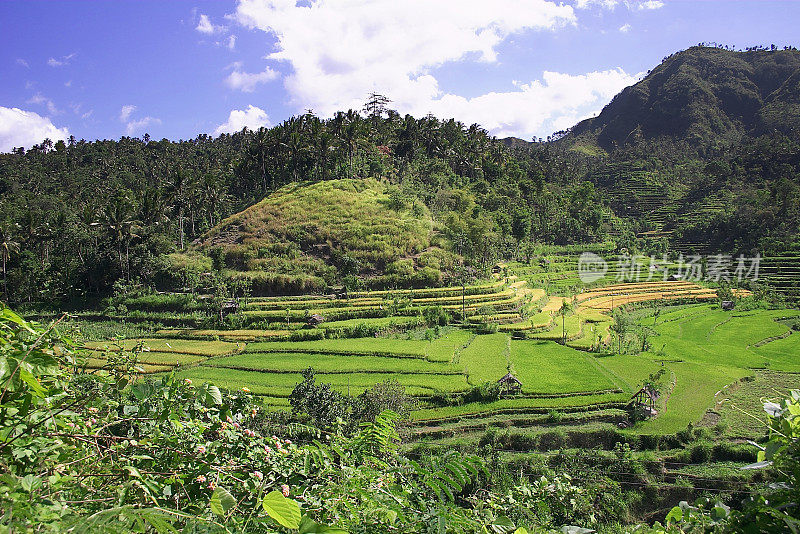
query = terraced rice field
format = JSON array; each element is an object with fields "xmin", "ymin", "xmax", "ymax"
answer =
[
  {"xmin": 80, "ymin": 269, "xmax": 800, "ymax": 442},
  {"xmin": 81, "ymin": 338, "xmax": 244, "ymax": 373},
  {"xmin": 175, "ymin": 330, "xmax": 477, "ymax": 404},
  {"xmin": 758, "ymin": 253, "xmax": 800, "ymax": 301},
  {"xmin": 576, "ymin": 281, "xmax": 727, "ymax": 311},
  {"xmin": 410, "ymin": 304, "xmax": 800, "ymax": 440}
]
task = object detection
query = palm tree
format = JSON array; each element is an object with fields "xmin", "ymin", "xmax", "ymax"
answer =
[
  {"xmin": 77, "ymin": 205, "xmax": 100, "ymax": 261},
  {"xmin": 138, "ymin": 189, "xmax": 169, "ymax": 230},
  {"xmin": 559, "ymin": 300, "xmax": 570, "ymax": 345},
  {"xmin": 0, "ymin": 225, "xmax": 20, "ymax": 301},
  {"xmin": 199, "ymin": 174, "xmax": 228, "ymax": 227},
  {"xmin": 100, "ymin": 197, "xmax": 140, "ymax": 280},
  {"xmin": 610, "ymin": 308, "xmax": 629, "ymax": 354},
  {"xmin": 342, "ymin": 111, "xmax": 363, "ymax": 177},
  {"xmin": 168, "ymin": 170, "xmax": 197, "ymax": 250}
]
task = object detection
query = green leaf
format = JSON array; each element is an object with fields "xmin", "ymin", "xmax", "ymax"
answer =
[
  {"xmin": 560, "ymin": 527, "xmax": 594, "ymax": 534},
  {"xmin": 298, "ymin": 515, "xmax": 349, "ymax": 533},
  {"xmin": 665, "ymin": 505, "xmax": 683, "ymax": 524},
  {"xmin": 486, "ymin": 515, "xmax": 516, "ymax": 533},
  {"xmin": 1, "ymin": 307, "xmax": 36, "ymax": 333},
  {"xmin": 710, "ymin": 503, "xmax": 730, "ymax": 521},
  {"xmin": 201, "ymin": 384, "xmax": 223, "ymax": 405},
  {"xmin": 0, "ymin": 355, "xmax": 8, "ymax": 380},
  {"xmin": 124, "ymin": 466, "xmax": 143, "ymax": 479},
  {"xmin": 20, "ymin": 474, "xmax": 41, "ymax": 492},
  {"xmin": 209, "ymin": 487, "xmax": 236, "ymax": 517},
  {"xmin": 262, "ymin": 490, "xmax": 301, "ymax": 529},
  {"xmin": 513, "ymin": 529, "xmax": 529, "ymax": 534},
  {"xmin": 18, "ymin": 368, "xmax": 46, "ymax": 397}
]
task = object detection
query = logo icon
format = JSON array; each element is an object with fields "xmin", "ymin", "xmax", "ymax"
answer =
[{"xmin": 578, "ymin": 252, "xmax": 608, "ymax": 283}]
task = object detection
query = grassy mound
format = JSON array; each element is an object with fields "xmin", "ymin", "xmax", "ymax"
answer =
[{"xmin": 186, "ymin": 178, "xmax": 453, "ymax": 294}]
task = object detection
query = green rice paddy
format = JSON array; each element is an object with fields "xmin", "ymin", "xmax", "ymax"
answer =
[{"xmin": 80, "ymin": 274, "xmax": 800, "ymax": 438}]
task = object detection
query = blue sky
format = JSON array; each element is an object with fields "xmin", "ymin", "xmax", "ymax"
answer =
[{"xmin": 1, "ymin": 0, "xmax": 799, "ymax": 152}]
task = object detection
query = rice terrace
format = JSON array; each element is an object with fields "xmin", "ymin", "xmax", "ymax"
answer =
[{"xmin": 3, "ymin": 2, "xmax": 800, "ymax": 531}]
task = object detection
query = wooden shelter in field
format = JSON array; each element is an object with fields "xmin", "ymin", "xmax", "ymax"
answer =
[
  {"xmin": 307, "ymin": 313, "xmax": 325, "ymax": 327},
  {"xmin": 333, "ymin": 286, "xmax": 348, "ymax": 300},
  {"xmin": 219, "ymin": 299, "xmax": 239, "ymax": 321},
  {"xmin": 630, "ymin": 385, "xmax": 658, "ymax": 417},
  {"xmin": 721, "ymin": 300, "xmax": 735, "ymax": 311},
  {"xmin": 497, "ymin": 373, "xmax": 522, "ymax": 393}
]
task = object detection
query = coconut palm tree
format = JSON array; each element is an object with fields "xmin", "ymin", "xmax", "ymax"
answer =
[
  {"xmin": 100, "ymin": 196, "xmax": 140, "ymax": 280},
  {"xmin": 168, "ymin": 170, "xmax": 197, "ymax": 250},
  {"xmin": 559, "ymin": 300, "xmax": 570, "ymax": 345},
  {"xmin": 0, "ymin": 224, "xmax": 20, "ymax": 301}
]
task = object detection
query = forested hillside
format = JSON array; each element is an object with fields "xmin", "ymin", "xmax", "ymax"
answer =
[
  {"xmin": 569, "ymin": 45, "xmax": 800, "ymax": 149},
  {"xmin": 0, "ymin": 103, "xmax": 611, "ymax": 302},
  {"xmin": 561, "ymin": 45, "xmax": 800, "ymax": 258},
  {"xmin": 1, "ymin": 46, "xmax": 800, "ymax": 303}
]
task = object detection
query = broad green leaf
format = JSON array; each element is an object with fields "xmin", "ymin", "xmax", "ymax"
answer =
[
  {"xmin": 201, "ymin": 384, "xmax": 223, "ymax": 405},
  {"xmin": 209, "ymin": 487, "xmax": 236, "ymax": 516},
  {"xmin": 665, "ymin": 505, "xmax": 683, "ymax": 524},
  {"xmin": 18, "ymin": 368, "xmax": 46, "ymax": 397},
  {"xmin": 124, "ymin": 466, "xmax": 143, "ymax": 479},
  {"xmin": 1, "ymin": 307, "xmax": 36, "ymax": 333},
  {"xmin": 298, "ymin": 515, "xmax": 349, "ymax": 533},
  {"xmin": 262, "ymin": 490, "xmax": 301, "ymax": 529},
  {"xmin": 710, "ymin": 502, "xmax": 730, "ymax": 521},
  {"xmin": 486, "ymin": 515, "xmax": 516, "ymax": 533},
  {"xmin": 20, "ymin": 474, "xmax": 41, "ymax": 492}
]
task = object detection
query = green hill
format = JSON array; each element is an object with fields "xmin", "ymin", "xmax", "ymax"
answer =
[
  {"xmin": 188, "ymin": 178, "xmax": 454, "ymax": 294},
  {"xmin": 569, "ymin": 46, "xmax": 800, "ymax": 150}
]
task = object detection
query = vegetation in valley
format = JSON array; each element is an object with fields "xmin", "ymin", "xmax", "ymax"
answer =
[{"xmin": 3, "ymin": 44, "xmax": 800, "ymax": 532}]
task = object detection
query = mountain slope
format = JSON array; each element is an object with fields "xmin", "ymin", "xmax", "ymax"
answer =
[{"xmin": 569, "ymin": 46, "xmax": 800, "ymax": 150}]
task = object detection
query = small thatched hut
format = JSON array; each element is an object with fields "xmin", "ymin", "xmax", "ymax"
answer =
[
  {"xmin": 630, "ymin": 386, "xmax": 658, "ymax": 417},
  {"xmin": 497, "ymin": 372, "xmax": 522, "ymax": 393},
  {"xmin": 307, "ymin": 314, "xmax": 325, "ymax": 327}
]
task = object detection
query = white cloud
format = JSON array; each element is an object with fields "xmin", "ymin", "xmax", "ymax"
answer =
[
  {"xmin": 196, "ymin": 13, "xmax": 225, "ymax": 34},
  {"xmin": 224, "ymin": 66, "xmax": 279, "ymax": 92},
  {"xmin": 214, "ymin": 105, "xmax": 271, "ymax": 135},
  {"xmin": 47, "ymin": 53, "xmax": 76, "ymax": 67},
  {"xmin": 119, "ymin": 105, "xmax": 136, "ymax": 122},
  {"xmin": 26, "ymin": 93, "xmax": 60, "ymax": 115},
  {"xmin": 125, "ymin": 117, "xmax": 161, "ymax": 136},
  {"xmin": 119, "ymin": 105, "xmax": 160, "ymax": 135},
  {"xmin": 0, "ymin": 107, "xmax": 69, "ymax": 152},
  {"xmin": 232, "ymin": 0, "xmax": 637, "ymax": 138},
  {"xmin": 234, "ymin": 0, "xmax": 576, "ymax": 111},
  {"xmin": 636, "ymin": 0, "xmax": 664, "ymax": 9},
  {"xmin": 16, "ymin": 58, "xmax": 29, "ymax": 68},
  {"xmin": 574, "ymin": 0, "xmax": 618, "ymax": 8},
  {"xmin": 574, "ymin": 0, "xmax": 663, "ymax": 10},
  {"xmin": 424, "ymin": 69, "xmax": 641, "ymax": 139},
  {"xmin": 619, "ymin": 23, "xmax": 631, "ymax": 33},
  {"xmin": 227, "ymin": 35, "xmax": 237, "ymax": 50}
]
